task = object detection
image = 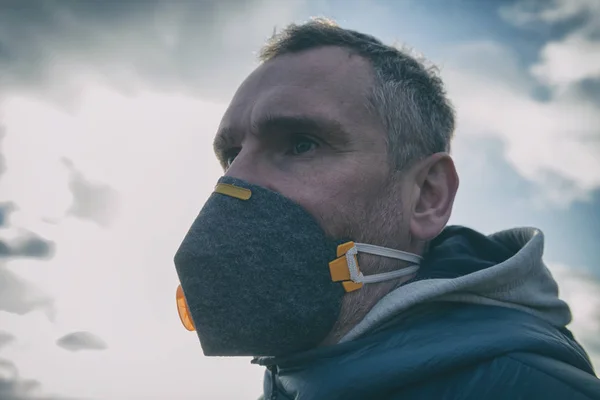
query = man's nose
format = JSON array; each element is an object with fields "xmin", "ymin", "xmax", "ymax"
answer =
[{"xmin": 224, "ymin": 150, "xmax": 277, "ymax": 192}]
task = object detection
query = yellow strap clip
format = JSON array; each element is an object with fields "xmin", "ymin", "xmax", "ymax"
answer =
[
  {"xmin": 328, "ymin": 241, "xmax": 363, "ymax": 292},
  {"xmin": 214, "ymin": 183, "xmax": 252, "ymax": 200}
]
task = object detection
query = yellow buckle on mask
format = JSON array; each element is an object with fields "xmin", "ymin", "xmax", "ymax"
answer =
[
  {"xmin": 214, "ymin": 183, "xmax": 252, "ymax": 200},
  {"xmin": 328, "ymin": 241, "xmax": 363, "ymax": 292}
]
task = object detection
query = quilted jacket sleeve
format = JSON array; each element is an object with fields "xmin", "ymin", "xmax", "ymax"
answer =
[{"xmin": 389, "ymin": 352, "xmax": 600, "ymax": 400}]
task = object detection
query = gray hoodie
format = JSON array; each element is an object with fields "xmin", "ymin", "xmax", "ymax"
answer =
[{"xmin": 340, "ymin": 227, "xmax": 572, "ymax": 343}]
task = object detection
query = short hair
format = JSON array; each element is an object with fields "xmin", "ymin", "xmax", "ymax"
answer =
[{"xmin": 259, "ymin": 18, "xmax": 455, "ymax": 170}]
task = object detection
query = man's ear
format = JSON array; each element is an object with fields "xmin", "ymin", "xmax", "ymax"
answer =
[{"xmin": 409, "ymin": 153, "xmax": 459, "ymax": 241}]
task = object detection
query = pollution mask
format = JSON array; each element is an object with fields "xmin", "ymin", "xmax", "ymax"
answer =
[{"xmin": 174, "ymin": 176, "xmax": 422, "ymax": 357}]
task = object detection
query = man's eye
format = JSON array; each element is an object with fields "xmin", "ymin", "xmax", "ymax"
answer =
[{"xmin": 290, "ymin": 136, "xmax": 318, "ymax": 155}]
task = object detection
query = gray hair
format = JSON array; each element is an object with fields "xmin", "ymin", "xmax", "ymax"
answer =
[{"xmin": 259, "ymin": 18, "xmax": 455, "ymax": 171}]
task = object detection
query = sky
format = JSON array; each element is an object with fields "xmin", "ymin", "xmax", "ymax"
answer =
[{"xmin": 0, "ymin": 0, "xmax": 599, "ymax": 399}]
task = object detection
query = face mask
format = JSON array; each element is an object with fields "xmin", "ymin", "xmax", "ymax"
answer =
[{"xmin": 174, "ymin": 176, "xmax": 421, "ymax": 357}]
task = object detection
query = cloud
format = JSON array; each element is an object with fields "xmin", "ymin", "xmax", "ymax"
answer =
[
  {"xmin": 0, "ymin": 332, "xmax": 16, "ymax": 350},
  {"xmin": 0, "ymin": 125, "xmax": 54, "ymax": 260},
  {"xmin": 0, "ymin": 264, "xmax": 54, "ymax": 317},
  {"xmin": 0, "ymin": 358, "xmax": 42, "ymax": 400},
  {"xmin": 0, "ymin": 231, "xmax": 54, "ymax": 259},
  {"xmin": 0, "ymin": 358, "xmax": 80, "ymax": 400},
  {"xmin": 61, "ymin": 158, "xmax": 118, "ymax": 227},
  {"xmin": 0, "ymin": 126, "xmax": 6, "ymax": 178},
  {"xmin": 499, "ymin": 0, "xmax": 599, "ymax": 27},
  {"xmin": 550, "ymin": 264, "xmax": 600, "ymax": 370},
  {"xmin": 501, "ymin": 0, "xmax": 600, "ymax": 90},
  {"xmin": 442, "ymin": 0, "xmax": 600, "ymax": 207},
  {"xmin": 0, "ymin": 202, "xmax": 17, "ymax": 228},
  {"xmin": 0, "ymin": 0, "xmax": 308, "ymax": 104},
  {"xmin": 56, "ymin": 332, "xmax": 108, "ymax": 352},
  {"xmin": 532, "ymin": 34, "xmax": 600, "ymax": 88},
  {"xmin": 0, "ymin": 113, "xmax": 56, "ymax": 321},
  {"xmin": 442, "ymin": 39, "xmax": 600, "ymax": 207}
]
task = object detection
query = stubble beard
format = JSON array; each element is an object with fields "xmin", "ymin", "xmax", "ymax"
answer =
[{"xmin": 319, "ymin": 174, "xmax": 415, "ymax": 345}]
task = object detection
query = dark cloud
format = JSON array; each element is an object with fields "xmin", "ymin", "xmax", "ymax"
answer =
[
  {"xmin": 61, "ymin": 159, "xmax": 118, "ymax": 227},
  {"xmin": 0, "ymin": 131, "xmax": 10, "ymax": 229},
  {"xmin": 0, "ymin": 232, "xmax": 55, "ymax": 259},
  {"xmin": 0, "ymin": 358, "xmax": 41, "ymax": 400},
  {"xmin": 0, "ymin": 124, "xmax": 56, "ymax": 321},
  {"xmin": 0, "ymin": 202, "xmax": 16, "ymax": 228},
  {"xmin": 0, "ymin": 126, "xmax": 5, "ymax": 178},
  {"xmin": 0, "ymin": 358, "xmax": 81, "ymax": 400},
  {"xmin": 0, "ymin": 0, "xmax": 302, "ymax": 102},
  {"xmin": 0, "ymin": 332, "xmax": 16, "ymax": 350},
  {"xmin": 56, "ymin": 331, "xmax": 108, "ymax": 352},
  {"xmin": 0, "ymin": 264, "xmax": 54, "ymax": 317},
  {"xmin": 500, "ymin": 3, "xmax": 595, "ymax": 38},
  {"xmin": 570, "ymin": 78, "xmax": 600, "ymax": 106},
  {"xmin": 0, "ymin": 123, "xmax": 55, "ymax": 258}
]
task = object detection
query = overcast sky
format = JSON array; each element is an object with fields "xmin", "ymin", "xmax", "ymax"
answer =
[{"xmin": 0, "ymin": 0, "xmax": 599, "ymax": 399}]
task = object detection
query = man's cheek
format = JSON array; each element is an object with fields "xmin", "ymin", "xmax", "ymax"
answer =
[{"xmin": 317, "ymin": 204, "xmax": 364, "ymax": 240}]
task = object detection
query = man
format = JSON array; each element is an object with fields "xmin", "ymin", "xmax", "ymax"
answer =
[{"xmin": 174, "ymin": 19, "xmax": 600, "ymax": 399}]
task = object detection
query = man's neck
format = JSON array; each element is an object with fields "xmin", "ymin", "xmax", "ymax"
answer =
[{"xmin": 320, "ymin": 273, "xmax": 416, "ymax": 346}]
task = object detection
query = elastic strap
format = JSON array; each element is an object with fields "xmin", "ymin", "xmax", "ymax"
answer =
[{"xmin": 345, "ymin": 243, "xmax": 422, "ymax": 284}]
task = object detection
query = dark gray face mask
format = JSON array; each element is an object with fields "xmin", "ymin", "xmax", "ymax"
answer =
[{"xmin": 174, "ymin": 176, "xmax": 421, "ymax": 357}]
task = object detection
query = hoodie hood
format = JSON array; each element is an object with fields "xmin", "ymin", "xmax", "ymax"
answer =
[{"xmin": 339, "ymin": 226, "xmax": 572, "ymax": 343}]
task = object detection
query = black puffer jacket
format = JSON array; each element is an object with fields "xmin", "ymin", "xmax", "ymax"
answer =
[
  {"xmin": 253, "ymin": 227, "xmax": 600, "ymax": 399},
  {"xmin": 255, "ymin": 302, "xmax": 599, "ymax": 399}
]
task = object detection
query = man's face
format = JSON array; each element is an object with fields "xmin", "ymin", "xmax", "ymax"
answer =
[{"xmin": 213, "ymin": 46, "xmax": 411, "ymax": 256}]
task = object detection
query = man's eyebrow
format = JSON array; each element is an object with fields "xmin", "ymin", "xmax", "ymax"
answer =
[
  {"xmin": 213, "ymin": 114, "xmax": 349, "ymax": 157},
  {"xmin": 253, "ymin": 114, "xmax": 349, "ymax": 145}
]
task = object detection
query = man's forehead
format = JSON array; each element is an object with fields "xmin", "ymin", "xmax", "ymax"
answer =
[{"xmin": 220, "ymin": 46, "xmax": 374, "ymax": 131}]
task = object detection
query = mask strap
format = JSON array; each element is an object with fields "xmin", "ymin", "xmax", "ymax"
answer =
[
  {"xmin": 345, "ymin": 243, "xmax": 422, "ymax": 284},
  {"xmin": 355, "ymin": 243, "xmax": 423, "ymax": 265}
]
